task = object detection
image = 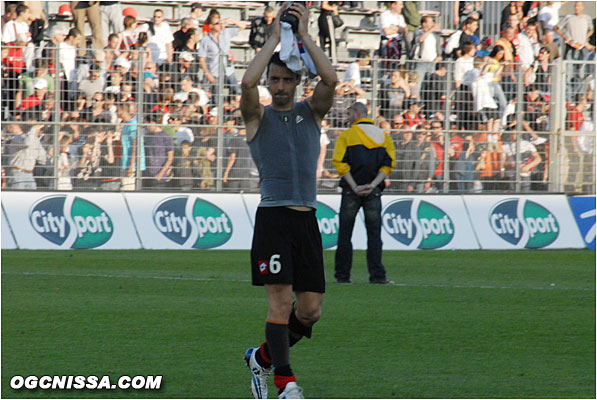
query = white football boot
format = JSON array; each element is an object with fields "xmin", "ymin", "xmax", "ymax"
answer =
[
  {"xmin": 245, "ymin": 347, "xmax": 272, "ymax": 399},
  {"xmin": 278, "ymin": 382, "xmax": 304, "ymax": 399}
]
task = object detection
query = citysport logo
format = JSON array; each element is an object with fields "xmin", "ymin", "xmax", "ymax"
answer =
[
  {"xmin": 153, "ymin": 196, "xmax": 232, "ymax": 249},
  {"xmin": 489, "ymin": 198, "xmax": 559, "ymax": 248},
  {"xmin": 382, "ymin": 199, "xmax": 454, "ymax": 249},
  {"xmin": 316, "ymin": 201, "xmax": 339, "ymax": 249},
  {"xmin": 29, "ymin": 195, "xmax": 113, "ymax": 248}
]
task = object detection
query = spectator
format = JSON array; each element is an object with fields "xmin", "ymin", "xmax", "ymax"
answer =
[
  {"xmin": 318, "ymin": 1, "xmax": 340, "ymax": 58},
  {"xmin": 554, "ymin": 1, "xmax": 594, "ymax": 99},
  {"xmin": 222, "ymin": 121, "xmax": 253, "ymax": 190},
  {"xmin": 2, "ymin": 4, "xmax": 30, "ymax": 44},
  {"xmin": 481, "ymin": 45, "xmax": 508, "ymax": 117},
  {"xmin": 15, "ymin": 58, "xmax": 52, "ymax": 110},
  {"xmin": 175, "ymin": 28, "xmax": 199, "ymax": 53},
  {"xmin": 501, "ymin": 131, "xmax": 541, "ymax": 192},
  {"xmin": 343, "ymin": 49, "xmax": 370, "ymax": 97},
  {"xmin": 1, "ymin": 4, "xmax": 18, "ymax": 33},
  {"xmin": 117, "ymin": 102, "xmax": 145, "ymax": 189},
  {"xmin": 454, "ymin": 42, "xmax": 476, "ymax": 89},
  {"xmin": 411, "ymin": 15, "xmax": 442, "ymax": 93},
  {"xmin": 104, "ymin": 32, "xmax": 122, "ymax": 68},
  {"xmin": 174, "ymin": 140, "xmax": 195, "ymax": 190},
  {"xmin": 59, "ymin": 28, "xmax": 81, "ymax": 104},
  {"xmin": 402, "ymin": 98, "xmax": 425, "ymax": 127},
  {"xmin": 141, "ymin": 72, "xmax": 159, "ymax": 113},
  {"xmin": 495, "ymin": 27, "xmax": 518, "ymax": 101},
  {"xmin": 380, "ymin": 68, "xmax": 410, "ymax": 119},
  {"xmin": 17, "ymin": 77, "xmax": 47, "ymax": 112},
  {"xmin": 444, "ymin": 17, "xmax": 479, "ymax": 60},
  {"xmin": 420, "ymin": 62, "xmax": 447, "ymax": 118},
  {"xmin": 453, "ymin": 1, "xmax": 483, "ymax": 28},
  {"xmin": 249, "ymin": 6, "xmax": 275, "ymax": 53},
  {"xmin": 78, "ymin": 66, "xmax": 106, "ymax": 104},
  {"xmin": 410, "ymin": 125, "xmax": 436, "ymax": 192},
  {"xmin": 141, "ymin": 9, "xmax": 174, "ymax": 66},
  {"xmin": 83, "ymin": 92, "xmax": 111, "ymax": 123},
  {"xmin": 119, "ymin": 15, "xmax": 138, "ymax": 51},
  {"xmin": 71, "ymin": 1, "xmax": 104, "ymax": 58},
  {"xmin": 538, "ymin": 1, "xmax": 562, "ymax": 39},
  {"xmin": 564, "ymin": 93, "xmax": 589, "ymax": 192},
  {"xmin": 379, "ymin": 1, "xmax": 407, "ymax": 69},
  {"xmin": 168, "ymin": 113, "xmax": 193, "ymax": 147},
  {"xmin": 172, "ymin": 53, "xmax": 199, "ymax": 89},
  {"xmin": 500, "ymin": 1, "xmax": 528, "ymax": 32},
  {"xmin": 194, "ymin": 146, "xmax": 216, "ymax": 190},
  {"xmin": 144, "ymin": 113, "xmax": 174, "ymax": 189},
  {"xmin": 402, "ymin": 1, "xmax": 421, "ymax": 62},
  {"xmin": 540, "ymin": 29, "xmax": 560, "ymax": 61},
  {"xmin": 525, "ymin": 47, "xmax": 552, "ymax": 94},
  {"xmin": 190, "ymin": 3, "xmax": 204, "ymax": 31},
  {"xmin": 198, "ymin": 10, "xmax": 246, "ymax": 99},
  {"xmin": 172, "ymin": 17, "xmax": 195, "ymax": 51},
  {"xmin": 518, "ymin": 20, "xmax": 539, "ymax": 73},
  {"xmin": 57, "ymin": 135, "xmax": 74, "ymax": 190},
  {"xmin": 452, "ymin": 133, "xmax": 477, "ymax": 192},
  {"xmin": 99, "ymin": 1, "xmax": 123, "ymax": 43},
  {"xmin": 6, "ymin": 122, "xmax": 47, "ymax": 189},
  {"xmin": 392, "ymin": 126, "xmax": 417, "ymax": 191}
]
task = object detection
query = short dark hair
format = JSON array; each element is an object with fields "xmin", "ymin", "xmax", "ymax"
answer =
[
  {"xmin": 16, "ymin": 4, "xmax": 28, "ymax": 16},
  {"xmin": 267, "ymin": 52, "xmax": 301, "ymax": 80},
  {"xmin": 356, "ymin": 49, "xmax": 370, "ymax": 59}
]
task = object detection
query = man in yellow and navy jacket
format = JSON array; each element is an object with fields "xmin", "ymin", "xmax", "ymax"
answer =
[{"xmin": 332, "ymin": 102, "xmax": 396, "ymax": 284}]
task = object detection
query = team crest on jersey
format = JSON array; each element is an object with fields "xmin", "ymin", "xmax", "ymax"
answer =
[
  {"xmin": 259, "ymin": 260, "xmax": 268, "ymax": 274},
  {"xmin": 296, "ymin": 115, "xmax": 304, "ymax": 124}
]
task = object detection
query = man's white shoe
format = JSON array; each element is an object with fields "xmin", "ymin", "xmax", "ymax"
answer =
[
  {"xmin": 245, "ymin": 347, "xmax": 271, "ymax": 399},
  {"xmin": 278, "ymin": 382, "xmax": 304, "ymax": 399}
]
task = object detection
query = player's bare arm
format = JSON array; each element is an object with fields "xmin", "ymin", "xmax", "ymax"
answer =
[
  {"xmin": 290, "ymin": 3, "xmax": 338, "ymax": 124},
  {"xmin": 240, "ymin": 5, "xmax": 287, "ymax": 142}
]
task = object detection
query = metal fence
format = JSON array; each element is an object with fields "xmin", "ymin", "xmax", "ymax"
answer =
[{"xmin": 2, "ymin": 46, "xmax": 595, "ymax": 194}]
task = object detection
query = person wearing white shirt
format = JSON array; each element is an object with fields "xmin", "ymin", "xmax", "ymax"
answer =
[
  {"xmin": 344, "ymin": 49, "xmax": 370, "ymax": 88},
  {"xmin": 412, "ymin": 16, "xmax": 442, "ymax": 93},
  {"xmin": 379, "ymin": 1, "xmax": 407, "ymax": 62},
  {"xmin": 140, "ymin": 9, "xmax": 174, "ymax": 66},
  {"xmin": 59, "ymin": 28, "xmax": 81, "ymax": 86},
  {"xmin": 537, "ymin": 1, "xmax": 562, "ymax": 39},
  {"xmin": 518, "ymin": 22, "xmax": 539, "ymax": 72},
  {"xmin": 2, "ymin": 4, "xmax": 30, "ymax": 43},
  {"xmin": 454, "ymin": 42, "xmax": 476, "ymax": 89}
]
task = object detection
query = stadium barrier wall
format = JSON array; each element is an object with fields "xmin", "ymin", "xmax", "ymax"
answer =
[
  {"xmin": 568, "ymin": 195, "xmax": 596, "ymax": 250},
  {"xmin": 463, "ymin": 195, "xmax": 585, "ymax": 250},
  {"xmin": 1, "ymin": 192, "xmax": 588, "ymax": 250}
]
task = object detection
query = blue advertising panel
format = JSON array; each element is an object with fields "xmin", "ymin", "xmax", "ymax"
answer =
[{"xmin": 568, "ymin": 196, "xmax": 596, "ymax": 250}]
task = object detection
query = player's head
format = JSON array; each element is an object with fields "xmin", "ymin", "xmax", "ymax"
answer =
[
  {"xmin": 347, "ymin": 102, "xmax": 368, "ymax": 125},
  {"xmin": 267, "ymin": 53, "xmax": 301, "ymax": 109}
]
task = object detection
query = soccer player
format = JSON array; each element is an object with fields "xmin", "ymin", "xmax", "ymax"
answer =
[{"xmin": 239, "ymin": 3, "xmax": 337, "ymax": 399}]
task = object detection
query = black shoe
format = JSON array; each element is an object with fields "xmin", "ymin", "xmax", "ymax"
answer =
[
  {"xmin": 336, "ymin": 279, "xmax": 353, "ymax": 284},
  {"xmin": 370, "ymin": 280, "xmax": 395, "ymax": 285}
]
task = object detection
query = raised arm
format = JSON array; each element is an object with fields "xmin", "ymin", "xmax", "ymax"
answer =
[
  {"xmin": 240, "ymin": 5, "xmax": 286, "ymax": 142},
  {"xmin": 291, "ymin": 3, "xmax": 338, "ymax": 123}
]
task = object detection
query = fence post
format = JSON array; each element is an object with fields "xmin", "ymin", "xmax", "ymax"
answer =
[
  {"xmin": 53, "ymin": 46, "xmax": 61, "ymax": 190},
  {"xmin": 550, "ymin": 59, "xmax": 565, "ymax": 192},
  {"xmin": 371, "ymin": 58, "xmax": 379, "ymax": 117},
  {"xmin": 514, "ymin": 62, "xmax": 525, "ymax": 193},
  {"xmin": 215, "ymin": 54, "xmax": 226, "ymax": 192},
  {"xmin": 135, "ymin": 49, "xmax": 144, "ymax": 190},
  {"xmin": 444, "ymin": 61, "xmax": 453, "ymax": 193}
]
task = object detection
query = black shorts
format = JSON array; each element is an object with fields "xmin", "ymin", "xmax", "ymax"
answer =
[{"xmin": 251, "ymin": 207, "xmax": 326, "ymax": 293}]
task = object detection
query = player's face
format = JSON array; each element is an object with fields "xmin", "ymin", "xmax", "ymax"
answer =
[{"xmin": 267, "ymin": 64, "xmax": 298, "ymax": 108}]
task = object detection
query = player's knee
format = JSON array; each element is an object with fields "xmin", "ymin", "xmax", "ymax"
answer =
[{"xmin": 297, "ymin": 306, "xmax": 321, "ymax": 327}]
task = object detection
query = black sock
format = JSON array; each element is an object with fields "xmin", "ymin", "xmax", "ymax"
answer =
[{"xmin": 265, "ymin": 321, "xmax": 289, "ymax": 368}]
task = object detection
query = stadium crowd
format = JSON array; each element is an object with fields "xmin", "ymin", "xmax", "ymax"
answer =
[{"xmin": 1, "ymin": 1, "xmax": 595, "ymax": 193}]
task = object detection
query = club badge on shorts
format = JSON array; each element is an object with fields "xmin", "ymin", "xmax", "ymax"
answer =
[{"xmin": 259, "ymin": 260, "xmax": 268, "ymax": 275}]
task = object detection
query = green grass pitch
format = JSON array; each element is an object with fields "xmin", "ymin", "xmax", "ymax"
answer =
[{"xmin": 1, "ymin": 249, "xmax": 595, "ymax": 398}]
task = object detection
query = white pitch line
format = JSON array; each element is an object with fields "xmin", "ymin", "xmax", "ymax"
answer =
[{"xmin": 1, "ymin": 271, "xmax": 594, "ymax": 292}]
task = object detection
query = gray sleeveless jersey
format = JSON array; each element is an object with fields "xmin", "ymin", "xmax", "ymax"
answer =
[{"xmin": 248, "ymin": 101, "xmax": 321, "ymax": 208}]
